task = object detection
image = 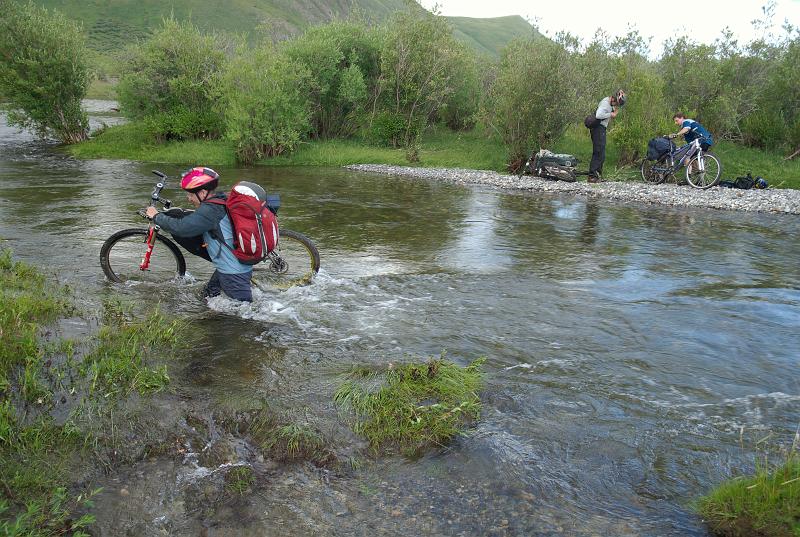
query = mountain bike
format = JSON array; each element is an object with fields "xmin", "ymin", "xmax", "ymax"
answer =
[
  {"xmin": 100, "ymin": 170, "xmax": 320, "ymax": 289},
  {"xmin": 640, "ymin": 137, "xmax": 722, "ymax": 189}
]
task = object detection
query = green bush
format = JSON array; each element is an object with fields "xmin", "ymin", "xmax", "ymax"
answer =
[
  {"xmin": 220, "ymin": 44, "xmax": 311, "ymax": 164},
  {"xmin": 484, "ymin": 37, "xmax": 580, "ymax": 165},
  {"xmin": 374, "ymin": 9, "xmax": 475, "ymax": 149},
  {"xmin": 116, "ymin": 18, "xmax": 226, "ymax": 141},
  {"xmin": 283, "ymin": 20, "xmax": 381, "ymax": 139},
  {"xmin": 0, "ymin": 1, "xmax": 90, "ymax": 143},
  {"xmin": 368, "ymin": 111, "xmax": 409, "ymax": 147}
]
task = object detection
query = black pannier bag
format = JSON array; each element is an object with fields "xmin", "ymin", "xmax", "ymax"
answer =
[
  {"xmin": 532, "ymin": 149, "xmax": 578, "ymax": 182},
  {"xmin": 646, "ymin": 137, "xmax": 675, "ymax": 161},
  {"xmin": 584, "ymin": 114, "xmax": 601, "ymax": 129}
]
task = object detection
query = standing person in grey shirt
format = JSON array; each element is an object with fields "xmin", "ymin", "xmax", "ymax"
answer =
[{"xmin": 588, "ymin": 89, "xmax": 626, "ymax": 182}]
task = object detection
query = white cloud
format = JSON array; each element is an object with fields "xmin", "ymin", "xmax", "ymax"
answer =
[{"xmin": 420, "ymin": 0, "xmax": 800, "ymax": 56}]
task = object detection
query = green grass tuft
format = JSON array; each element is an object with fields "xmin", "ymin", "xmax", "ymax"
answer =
[
  {"xmin": 697, "ymin": 441, "xmax": 800, "ymax": 537},
  {"xmin": 81, "ymin": 303, "xmax": 185, "ymax": 397},
  {"xmin": 247, "ymin": 409, "xmax": 334, "ymax": 466},
  {"xmin": 335, "ymin": 356, "xmax": 485, "ymax": 456}
]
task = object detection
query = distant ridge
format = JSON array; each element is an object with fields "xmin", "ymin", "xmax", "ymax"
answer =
[
  {"xmin": 34, "ymin": 0, "xmax": 535, "ymax": 58},
  {"xmin": 447, "ymin": 15, "xmax": 543, "ymax": 58}
]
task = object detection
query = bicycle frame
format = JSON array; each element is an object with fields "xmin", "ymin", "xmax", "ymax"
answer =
[
  {"xmin": 138, "ymin": 171, "xmax": 173, "ymax": 273},
  {"xmin": 653, "ymin": 138, "xmax": 702, "ymax": 175}
]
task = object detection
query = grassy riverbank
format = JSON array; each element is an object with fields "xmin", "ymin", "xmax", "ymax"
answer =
[
  {"xmin": 0, "ymin": 249, "xmax": 185, "ymax": 535},
  {"xmin": 698, "ymin": 447, "xmax": 799, "ymax": 537},
  {"xmin": 68, "ymin": 122, "xmax": 800, "ymax": 189}
]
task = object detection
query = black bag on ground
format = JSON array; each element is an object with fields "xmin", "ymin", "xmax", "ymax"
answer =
[
  {"xmin": 584, "ymin": 114, "xmax": 601, "ymax": 129},
  {"xmin": 646, "ymin": 137, "xmax": 675, "ymax": 161},
  {"xmin": 532, "ymin": 149, "xmax": 578, "ymax": 182},
  {"xmin": 718, "ymin": 173, "xmax": 768, "ymax": 190}
]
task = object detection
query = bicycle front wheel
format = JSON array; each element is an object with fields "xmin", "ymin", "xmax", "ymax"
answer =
[
  {"xmin": 100, "ymin": 229, "xmax": 186, "ymax": 284},
  {"xmin": 640, "ymin": 157, "xmax": 667, "ymax": 184},
  {"xmin": 686, "ymin": 153, "xmax": 722, "ymax": 189},
  {"xmin": 252, "ymin": 229, "xmax": 320, "ymax": 290}
]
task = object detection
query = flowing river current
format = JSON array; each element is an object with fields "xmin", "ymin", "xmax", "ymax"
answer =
[{"xmin": 1, "ymin": 104, "xmax": 798, "ymax": 536}]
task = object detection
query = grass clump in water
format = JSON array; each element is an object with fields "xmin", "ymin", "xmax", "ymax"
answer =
[
  {"xmin": 247, "ymin": 408, "xmax": 334, "ymax": 466},
  {"xmin": 80, "ymin": 300, "xmax": 185, "ymax": 397},
  {"xmin": 224, "ymin": 466, "xmax": 254, "ymax": 496},
  {"xmin": 697, "ymin": 435, "xmax": 800, "ymax": 537},
  {"xmin": 334, "ymin": 356, "xmax": 485, "ymax": 456}
]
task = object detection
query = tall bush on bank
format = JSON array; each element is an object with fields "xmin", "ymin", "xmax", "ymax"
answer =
[
  {"xmin": 283, "ymin": 20, "xmax": 381, "ymax": 139},
  {"xmin": 0, "ymin": 0, "xmax": 90, "ymax": 143},
  {"xmin": 372, "ymin": 9, "xmax": 472, "ymax": 149},
  {"xmin": 116, "ymin": 18, "xmax": 227, "ymax": 141},
  {"xmin": 484, "ymin": 37, "xmax": 580, "ymax": 165},
  {"xmin": 220, "ymin": 44, "xmax": 311, "ymax": 164}
]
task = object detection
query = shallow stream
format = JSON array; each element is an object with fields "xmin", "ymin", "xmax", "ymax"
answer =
[{"xmin": 1, "ymin": 104, "xmax": 798, "ymax": 536}]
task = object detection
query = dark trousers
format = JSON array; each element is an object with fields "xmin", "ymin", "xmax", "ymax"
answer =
[
  {"xmin": 204, "ymin": 270, "xmax": 253, "ymax": 302},
  {"xmin": 589, "ymin": 125, "xmax": 607, "ymax": 177}
]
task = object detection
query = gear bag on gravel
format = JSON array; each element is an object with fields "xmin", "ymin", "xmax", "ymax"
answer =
[
  {"xmin": 531, "ymin": 149, "xmax": 578, "ymax": 182},
  {"xmin": 206, "ymin": 181, "xmax": 280, "ymax": 265}
]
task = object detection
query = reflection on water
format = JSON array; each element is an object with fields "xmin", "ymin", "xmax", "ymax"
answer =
[{"xmin": 1, "ymin": 108, "xmax": 799, "ymax": 536}]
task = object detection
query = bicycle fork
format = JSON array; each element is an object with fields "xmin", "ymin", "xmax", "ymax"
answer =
[{"xmin": 140, "ymin": 225, "xmax": 159, "ymax": 271}]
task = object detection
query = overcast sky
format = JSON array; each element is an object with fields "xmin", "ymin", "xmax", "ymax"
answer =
[{"xmin": 419, "ymin": 0, "xmax": 800, "ymax": 55}]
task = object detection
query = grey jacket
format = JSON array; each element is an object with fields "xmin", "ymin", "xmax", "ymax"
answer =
[{"xmin": 595, "ymin": 97, "xmax": 614, "ymax": 128}]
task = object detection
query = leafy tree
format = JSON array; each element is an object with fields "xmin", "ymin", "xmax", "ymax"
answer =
[
  {"xmin": 0, "ymin": 0, "xmax": 90, "ymax": 143},
  {"xmin": 372, "ymin": 9, "xmax": 472, "ymax": 148},
  {"xmin": 220, "ymin": 44, "xmax": 311, "ymax": 164},
  {"xmin": 283, "ymin": 20, "xmax": 382, "ymax": 139},
  {"xmin": 116, "ymin": 18, "xmax": 227, "ymax": 141},
  {"xmin": 484, "ymin": 37, "xmax": 580, "ymax": 165}
]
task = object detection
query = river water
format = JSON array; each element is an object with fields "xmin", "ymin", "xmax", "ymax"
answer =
[{"xmin": 1, "ymin": 104, "xmax": 799, "ymax": 536}]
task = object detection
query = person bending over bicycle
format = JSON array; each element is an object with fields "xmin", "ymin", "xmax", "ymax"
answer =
[
  {"xmin": 669, "ymin": 113, "xmax": 713, "ymax": 151},
  {"xmin": 145, "ymin": 167, "xmax": 254, "ymax": 302}
]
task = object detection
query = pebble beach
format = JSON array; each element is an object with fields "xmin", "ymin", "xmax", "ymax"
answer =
[{"xmin": 345, "ymin": 164, "xmax": 800, "ymax": 215}]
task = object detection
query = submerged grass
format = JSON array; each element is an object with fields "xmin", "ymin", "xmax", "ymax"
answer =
[
  {"xmin": 0, "ymin": 250, "xmax": 186, "ymax": 535},
  {"xmin": 697, "ymin": 436, "xmax": 800, "ymax": 537},
  {"xmin": 81, "ymin": 300, "xmax": 185, "ymax": 397},
  {"xmin": 334, "ymin": 356, "xmax": 485, "ymax": 456},
  {"xmin": 247, "ymin": 408, "xmax": 333, "ymax": 466}
]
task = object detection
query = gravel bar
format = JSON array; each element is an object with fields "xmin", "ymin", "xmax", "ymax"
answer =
[{"xmin": 345, "ymin": 164, "xmax": 800, "ymax": 215}]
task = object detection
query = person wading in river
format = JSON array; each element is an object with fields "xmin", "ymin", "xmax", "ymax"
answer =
[
  {"xmin": 588, "ymin": 89, "xmax": 626, "ymax": 183},
  {"xmin": 145, "ymin": 167, "xmax": 254, "ymax": 302}
]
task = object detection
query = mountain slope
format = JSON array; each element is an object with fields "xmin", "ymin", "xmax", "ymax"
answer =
[
  {"xmin": 447, "ymin": 15, "xmax": 542, "ymax": 58},
  {"xmin": 35, "ymin": 0, "xmax": 535, "ymax": 58}
]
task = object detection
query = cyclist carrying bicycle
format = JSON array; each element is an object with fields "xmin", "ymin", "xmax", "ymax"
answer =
[
  {"xmin": 144, "ymin": 167, "xmax": 254, "ymax": 302},
  {"xmin": 669, "ymin": 113, "xmax": 713, "ymax": 151}
]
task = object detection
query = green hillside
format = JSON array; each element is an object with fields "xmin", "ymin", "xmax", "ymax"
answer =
[
  {"xmin": 34, "ymin": 0, "xmax": 534, "ymax": 57},
  {"xmin": 447, "ymin": 15, "xmax": 542, "ymax": 58}
]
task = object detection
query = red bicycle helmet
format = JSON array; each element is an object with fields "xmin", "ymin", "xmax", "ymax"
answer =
[{"xmin": 180, "ymin": 167, "xmax": 219, "ymax": 192}]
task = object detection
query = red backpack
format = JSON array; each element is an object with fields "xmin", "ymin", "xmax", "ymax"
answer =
[{"xmin": 206, "ymin": 181, "xmax": 278, "ymax": 265}]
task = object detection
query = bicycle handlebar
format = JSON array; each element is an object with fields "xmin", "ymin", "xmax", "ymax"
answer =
[{"xmin": 148, "ymin": 170, "xmax": 172, "ymax": 208}]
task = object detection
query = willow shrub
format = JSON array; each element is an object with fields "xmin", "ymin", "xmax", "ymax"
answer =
[
  {"xmin": 374, "ymin": 9, "xmax": 476, "ymax": 149},
  {"xmin": 116, "ymin": 18, "xmax": 227, "ymax": 141},
  {"xmin": 0, "ymin": 0, "xmax": 90, "ymax": 143},
  {"xmin": 484, "ymin": 37, "xmax": 580, "ymax": 166},
  {"xmin": 282, "ymin": 20, "xmax": 381, "ymax": 139},
  {"xmin": 220, "ymin": 45, "xmax": 311, "ymax": 164}
]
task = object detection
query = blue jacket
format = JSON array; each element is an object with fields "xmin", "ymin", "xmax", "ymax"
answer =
[
  {"xmin": 153, "ymin": 194, "xmax": 252, "ymax": 275},
  {"xmin": 681, "ymin": 119, "xmax": 713, "ymax": 146}
]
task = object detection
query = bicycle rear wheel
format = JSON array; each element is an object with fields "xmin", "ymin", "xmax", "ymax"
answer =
[
  {"xmin": 251, "ymin": 229, "xmax": 320, "ymax": 290},
  {"xmin": 640, "ymin": 157, "xmax": 667, "ymax": 184},
  {"xmin": 100, "ymin": 228, "xmax": 186, "ymax": 284},
  {"xmin": 686, "ymin": 153, "xmax": 722, "ymax": 189}
]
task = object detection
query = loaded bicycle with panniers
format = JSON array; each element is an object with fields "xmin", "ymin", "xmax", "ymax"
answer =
[
  {"xmin": 641, "ymin": 136, "xmax": 722, "ymax": 189},
  {"xmin": 100, "ymin": 170, "xmax": 320, "ymax": 289}
]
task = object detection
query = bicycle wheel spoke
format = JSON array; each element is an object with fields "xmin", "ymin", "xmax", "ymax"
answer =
[
  {"xmin": 251, "ymin": 230, "xmax": 319, "ymax": 290},
  {"xmin": 686, "ymin": 154, "xmax": 721, "ymax": 189},
  {"xmin": 102, "ymin": 230, "xmax": 184, "ymax": 284}
]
